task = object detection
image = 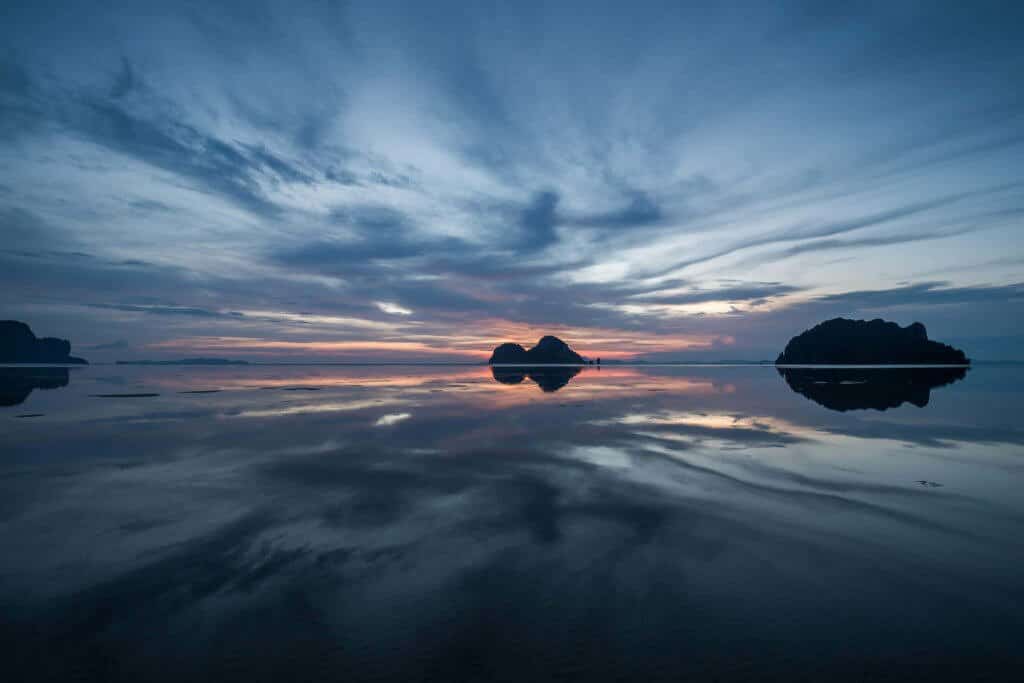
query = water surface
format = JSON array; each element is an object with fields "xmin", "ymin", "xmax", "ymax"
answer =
[{"xmin": 1, "ymin": 364, "xmax": 1022, "ymax": 681}]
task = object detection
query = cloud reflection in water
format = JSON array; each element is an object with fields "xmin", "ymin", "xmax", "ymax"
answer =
[{"xmin": 0, "ymin": 364, "xmax": 1022, "ymax": 680}]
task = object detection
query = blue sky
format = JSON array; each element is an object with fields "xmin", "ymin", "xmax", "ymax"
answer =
[{"xmin": 2, "ymin": 0, "xmax": 1022, "ymax": 360}]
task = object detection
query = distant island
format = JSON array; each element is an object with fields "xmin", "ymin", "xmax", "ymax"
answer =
[
  {"xmin": 116, "ymin": 358, "xmax": 250, "ymax": 366},
  {"xmin": 776, "ymin": 318, "xmax": 969, "ymax": 365},
  {"xmin": 489, "ymin": 336, "xmax": 585, "ymax": 364},
  {"xmin": 0, "ymin": 320, "xmax": 88, "ymax": 364}
]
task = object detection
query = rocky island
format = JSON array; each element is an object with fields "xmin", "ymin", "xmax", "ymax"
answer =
[
  {"xmin": 489, "ymin": 335, "xmax": 585, "ymax": 364},
  {"xmin": 776, "ymin": 318, "xmax": 968, "ymax": 365},
  {"xmin": 0, "ymin": 321, "xmax": 88, "ymax": 364}
]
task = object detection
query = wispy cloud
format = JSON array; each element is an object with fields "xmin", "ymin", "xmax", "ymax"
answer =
[{"xmin": 1, "ymin": 1, "xmax": 1022, "ymax": 358}]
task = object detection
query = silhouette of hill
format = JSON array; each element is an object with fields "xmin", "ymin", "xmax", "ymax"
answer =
[
  {"xmin": 776, "ymin": 318, "xmax": 968, "ymax": 365},
  {"xmin": 0, "ymin": 321, "xmax": 88, "ymax": 364},
  {"xmin": 777, "ymin": 366, "xmax": 968, "ymax": 412},
  {"xmin": 0, "ymin": 367, "xmax": 71, "ymax": 406},
  {"xmin": 491, "ymin": 366, "xmax": 581, "ymax": 392},
  {"xmin": 488, "ymin": 336, "xmax": 584, "ymax": 364}
]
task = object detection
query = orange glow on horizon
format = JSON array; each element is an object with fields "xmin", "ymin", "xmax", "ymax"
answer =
[
  {"xmin": 146, "ymin": 318, "xmax": 733, "ymax": 360},
  {"xmin": 131, "ymin": 365, "xmax": 737, "ymax": 411}
]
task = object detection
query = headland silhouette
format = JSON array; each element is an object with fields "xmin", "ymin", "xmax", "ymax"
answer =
[{"xmin": 1, "ymin": 321, "xmax": 88, "ymax": 364}]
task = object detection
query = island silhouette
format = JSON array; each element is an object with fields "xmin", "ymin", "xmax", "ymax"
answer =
[
  {"xmin": 777, "ymin": 366, "xmax": 968, "ymax": 412},
  {"xmin": 487, "ymin": 336, "xmax": 586, "ymax": 391},
  {"xmin": 776, "ymin": 318, "xmax": 968, "ymax": 365},
  {"xmin": 1, "ymin": 321, "xmax": 88, "ymax": 364},
  {"xmin": 489, "ymin": 335, "xmax": 584, "ymax": 364}
]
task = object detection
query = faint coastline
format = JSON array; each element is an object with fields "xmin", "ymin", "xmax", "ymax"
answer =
[{"xmin": 116, "ymin": 358, "xmax": 250, "ymax": 366}]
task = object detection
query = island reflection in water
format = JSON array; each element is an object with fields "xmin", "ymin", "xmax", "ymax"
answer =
[
  {"xmin": 777, "ymin": 365, "xmax": 969, "ymax": 411},
  {"xmin": 491, "ymin": 365, "xmax": 582, "ymax": 392},
  {"xmin": 0, "ymin": 366, "xmax": 71, "ymax": 406},
  {"xmin": 1, "ymin": 363, "xmax": 1022, "ymax": 681}
]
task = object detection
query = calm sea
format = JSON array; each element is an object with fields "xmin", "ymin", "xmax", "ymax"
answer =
[{"xmin": 1, "ymin": 364, "xmax": 1021, "ymax": 681}]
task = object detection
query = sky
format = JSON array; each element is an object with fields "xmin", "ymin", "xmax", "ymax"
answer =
[{"xmin": 1, "ymin": 0, "xmax": 1022, "ymax": 362}]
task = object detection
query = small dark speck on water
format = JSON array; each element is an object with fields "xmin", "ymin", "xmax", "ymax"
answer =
[
  {"xmin": 917, "ymin": 480, "xmax": 944, "ymax": 488},
  {"xmin": 15, "ymin": 413, "xmax": 44, "ymax": 418},
  {"xmin": 180, "ymin": 389, "xmax": 222, "ymax": 394},
  {"xmin": 89, "ymin": 393, "xmax": 160, "ymax": 398}
]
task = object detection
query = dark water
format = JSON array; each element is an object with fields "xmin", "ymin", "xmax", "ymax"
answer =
[{"xmin": 1, "ymin": 364, "xmax": 1022, "ymax": 682}]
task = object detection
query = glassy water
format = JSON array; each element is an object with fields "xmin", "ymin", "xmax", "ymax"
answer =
[{"xmin": 1, "ymin": 364, "xmax": 1022, "ymax": 681}]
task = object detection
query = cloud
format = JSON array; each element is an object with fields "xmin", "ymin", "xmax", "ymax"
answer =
[
  {"xmin": 271, "ymin": 239, "xmax": 420, "ymax": 268},
  {"xmin": 377, "ymin": 302, "xmax": 413, "ymax": 316},
  {"xmin": 83, "ymin": 339, "xmax": 132, "ymax": 350},
  {"xmin": 518, "ymin": 191, "xmax": 559, "ymax": 249},
  {"xmin": 640, "ymin": 185, "xmax": 1022, "ymax": 279},
  {"xmin": 374, "ymin": 412, "xmax": 411, "ymax": 427},
  {"xmin": 815, "ymin": 282, "xmax": 1024, "ymax": 309},
  {"xmin": 87, "ymin": 303, "xmax": 246, "ymax": 319},
  {"xmin": 0, "ymin": 1, "xmax": 1022, "ymax": 358},
  {"xmin": 109, "ymin": 57, "xmax": 138, "ymax": 98},
  {"xmin": 632, "ymin": 282, "xmax": 804, "ymax": 306},
  {"xmin": 570, "ymin": 192, "xmax": 663, "ymax": 230},
  {"xmin": 77, "ymin": 99, "xmax": 284, "ymax": 214}
]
